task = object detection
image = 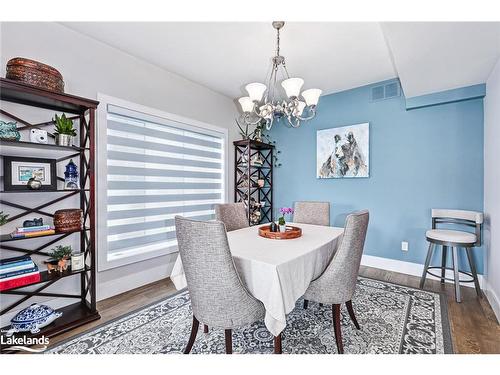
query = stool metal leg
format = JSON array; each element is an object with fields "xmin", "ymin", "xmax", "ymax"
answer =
[
  {"xmin": 441, "ymin": 246, "xmax": 447, "ymax": 284},
  {"xmin": 465, "ymin": 247, "xmax": 483, "ymax": 298},
  {"xmin": 451, "ymin": 247, "xmax": 461, "ymax": 303},
  {"xmin": 420, "ymin": 242, "xmax": 434, "ymax": 289}
]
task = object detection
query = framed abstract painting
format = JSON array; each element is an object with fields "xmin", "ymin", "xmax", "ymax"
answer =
[{"xmin": 317, "ymin": 123, "xmax": 369, "ymax": 178}]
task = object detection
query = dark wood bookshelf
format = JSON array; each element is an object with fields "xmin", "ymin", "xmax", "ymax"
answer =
[
  {"xmin": 1, "ymin": 266, "xmax": 91, "ymax": 294},
  {"xmin": 0, "ymin": 189, "xmax": 90, "ymax": 194},
  {"xmin": 234, "ymin": 139, "xmax": 274, "ymax": 226},
  {"xmin": 0, "ymin": 78, "xmax": 100, "ymax": 341},
  {"xmin": 0, "ymin": 228, "xmax": 90, "ymax": 243},
  {"xmin": 0, "ymin": 78, "xmax": 98, "ymax": 114},
  {"xmin": 0, "ymin": 302, "xmax": 99, "ymax": 353}
]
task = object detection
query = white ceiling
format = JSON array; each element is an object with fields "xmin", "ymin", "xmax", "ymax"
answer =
[
  {"xmin": 62, "ymin": 22, "xmax": 500, "ymax": 99},
  {"xmin": 382, "ymin": 22, "xmax": 500, "ymax": 97}
]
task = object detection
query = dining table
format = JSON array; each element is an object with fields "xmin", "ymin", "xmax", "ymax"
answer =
[{"xmin": 170, "ymin": 222, "xmax": 344, "ymax": 336}]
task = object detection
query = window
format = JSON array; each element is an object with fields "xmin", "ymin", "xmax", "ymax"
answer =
[{"xmin": 97, "ymin": 95, "xmax": 227, "ymax": 270}]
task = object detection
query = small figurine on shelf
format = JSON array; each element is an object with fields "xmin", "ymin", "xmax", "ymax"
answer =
[
  {"xmin": 251, "ymin": 154, "xmax": 264, "ymax": 167},
  {"xmin": 23, "ymin": 217, "xmax": 43, "ymax": 227},
  {"xmin": 64, "ymin": 159, "xmax": 79, "ymax": 189},
  {"xmin": 45, "ymin": 245, "xmax": 73, "ymax": 274},
  {"xmin": 27, "ymin": 177, "xmax": 42, "ymax": 190},
  {"xmin": 250, "ymin": 210, "xmax": 261, "ymax": 225},
  {"xmin": 0, "ymin": 121, "xmax": 21, "ymax": 141},
  {"xmin": 30, "ymin": 128, "xmax": 48, "ymax": 144}
]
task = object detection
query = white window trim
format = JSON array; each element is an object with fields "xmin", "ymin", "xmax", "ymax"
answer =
[{"xmin": 96, "ymin": 93, "xmax": 229, "ymax": 271}]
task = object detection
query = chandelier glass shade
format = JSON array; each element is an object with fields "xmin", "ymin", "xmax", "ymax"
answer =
[{"xmin": 236, "ymin": 21, "xmax": 322, "ymax": 130}]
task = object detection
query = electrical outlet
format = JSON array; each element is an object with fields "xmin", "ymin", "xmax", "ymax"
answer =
[{"xmin": 401, "ymin": 241, "xmax": 409, "ymax": 252}]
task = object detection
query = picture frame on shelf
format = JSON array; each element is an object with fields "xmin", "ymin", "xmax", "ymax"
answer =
[{"xmin": 3, "ymin": 156, "xmax": 57, "ymax": 191}]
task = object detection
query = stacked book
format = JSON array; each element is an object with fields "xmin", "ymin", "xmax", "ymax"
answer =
[
  {"xmin": 10, "ymin": 225, "xmax": 55, "ymax": 239},
  {"xmin": 0, "ymin": 255, "xmax": 41, "ymax": 291}
]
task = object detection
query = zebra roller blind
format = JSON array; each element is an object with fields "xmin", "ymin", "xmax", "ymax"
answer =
[{"xmin": 105, "ymin": 104, "xmax": 225, "ymax": 262}]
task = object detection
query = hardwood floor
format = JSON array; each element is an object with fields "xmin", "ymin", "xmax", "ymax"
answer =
[
  {"xmin": 47, "ymin": 278, "xmax": 178, "ymax": 348},
  {"xmin": 47, "ymin": 266, "xmax": 500, "ymax": 353}
]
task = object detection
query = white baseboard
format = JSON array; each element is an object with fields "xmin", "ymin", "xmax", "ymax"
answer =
[
  {"xmin": 360, "ymin": 254, "xmax": 485, "ymax": 288},
  {"xmin": 483, "ymin": 279, "xmax": 500, "ymax": 322}
]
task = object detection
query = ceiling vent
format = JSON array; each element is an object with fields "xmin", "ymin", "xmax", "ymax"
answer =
[{"xmin": 371, "ymin": 81, "xmax": 401, "ymax": 102}]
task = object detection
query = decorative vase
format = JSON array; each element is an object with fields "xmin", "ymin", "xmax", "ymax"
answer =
[
  {"xmin": 270, "ymin": 221, "xmax": 278, "ymax": 232},
  {"xmin": 0, "ymin": 121, "xmax": 21, "ymax": 141},
  {"xmin": 55, "ymin": 133, "xmax": 72, "ymax": 146},
  {"xmin": 64, "ymin": 159, "xmax": 79, "ymax": 189},
  {"xmin": 279, "ymin": 224, "xmax": 286, "ymax": 232}
]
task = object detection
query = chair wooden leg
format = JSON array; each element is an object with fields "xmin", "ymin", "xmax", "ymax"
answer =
[
  {"xmin": 345, "ymin": 300, "xmax": 360, "ymax": 330},
  {"xmin": 204, "ymin": 324, "xmax": 209, "ymax": 333},
  {"xmin": 274, "ymin": 333, "xmax": 282, "ymax": 354},
  {"xmin": 303, "ymin": 299, "xmax": 309, "ymax": 309},
  {"xmin": 332, "ymin": 304, "xmax": 344, "ymax": 354},
  {"xmin": 441, "ymin": 245, "xmax": 448, "ymax": 284},
  {"xmin": 183, "ymin": 316, "xmax": 199, "ymax": 354},
  {"xmin": 225, "ymin": 329, "xmax": 232, "ymax": 354},
  {"xmin": 420, "ymin": 242, "xmax": 434, "ymax": 289}
]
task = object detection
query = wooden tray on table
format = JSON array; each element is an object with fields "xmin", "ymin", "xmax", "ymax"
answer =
[{"xmin": 258, "ymin": 225, "xmax": 302, "ymax": 240}]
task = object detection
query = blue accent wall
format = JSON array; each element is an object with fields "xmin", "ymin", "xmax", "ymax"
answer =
[
  {"xmin": 270, "ymin": 79, "xmax": 485, "ymax": 273},
  {"xmin": 406, "ymin": 83, "xmax": 486, "ymax": 110}
]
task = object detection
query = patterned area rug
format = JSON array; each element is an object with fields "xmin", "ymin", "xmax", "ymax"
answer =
[{"xmin": 46, "ymin": 277, "xmax": 452, "ymax": 354}]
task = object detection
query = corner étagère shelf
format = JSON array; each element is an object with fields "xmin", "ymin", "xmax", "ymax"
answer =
[
  {"xmin": 0, "ymin": 78, "xmax": 100, "ymax": 346},
  {"xmin": 234, "ymin": 139, "xmax": 274, "ymax": 226}
]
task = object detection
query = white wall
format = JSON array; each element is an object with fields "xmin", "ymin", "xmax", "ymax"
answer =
[
  {"xmin": 484, "ymin": 57, "xmax": 500, "ymax": 321},
  {"xmin": 0, "ymin": 22, "xmax": 238, "ymax": 323}
]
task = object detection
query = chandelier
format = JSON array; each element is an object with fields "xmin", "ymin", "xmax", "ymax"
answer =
[{"xmin": 237, "ymin": 21, "xmax": 322, "ymax": 130}]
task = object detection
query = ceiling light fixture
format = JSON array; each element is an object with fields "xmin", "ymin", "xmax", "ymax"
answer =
[{"xmin": 236, "ymin": 21, "xmax": 322, "ymax": 130}]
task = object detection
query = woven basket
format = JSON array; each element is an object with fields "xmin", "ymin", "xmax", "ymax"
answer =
[
  {"xmin": 54, "ymin": 209, "xmax": 83, "ymax": 233},
  {"xmin": 6, "ymin": 57, "xmax": 65, "ymax": 93}
]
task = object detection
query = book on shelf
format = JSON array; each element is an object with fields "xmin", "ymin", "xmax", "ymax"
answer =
[
  {"xmin": 0, "ymin": 261, "xmax": 35, "ymax": 275},
  {"xmin": 0, "ymin": 255, "xmax": 39, "ymax": 291},
  {"xmin": 10, "ymin": 229, "xmax": 56, "ymax": 238},
  {"xmin": 0, "ymin": 255, "xmax": 32, "ymax": 267},
  {"xmin": 0, "ymin": 255, "xmax": 36, "ymax": 275},
  {"xmin": 0, "ymin": 267, "xmax": 41, "ymax": 291},
  {"xmin": 0, "ymin": 266, "xmax": 38, "ymax": 279},
  {"xmin": 16, "ymin": 225, "xmax": 53, "ymax": 233}
]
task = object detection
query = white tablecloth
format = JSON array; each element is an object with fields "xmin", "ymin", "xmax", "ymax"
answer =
[{"xmin": 170, "ymin": 222, "xmax": 343, "ymax": 336}]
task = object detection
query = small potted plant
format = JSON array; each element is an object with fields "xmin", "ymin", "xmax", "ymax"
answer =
[
  {"xmin": 54, "ymin": 114, "xmax": 76, "ymax": 146},
  {"xmin": 0, "ymin": 211, "xmax": 9, "ymax": 226},
  {"xmin": 45, "ymin": 245, "xmax": 73, "ymax": 273},
  {"xmin": 278, "ymin": 207, "xmax": 294, "ymax": 232}
]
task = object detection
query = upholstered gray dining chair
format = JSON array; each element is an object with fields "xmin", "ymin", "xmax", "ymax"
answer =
[
  {"xmin": 214, "ymin": 202, "xmax": 249, "ymax": 232},
  {"xmin": 293, "ymin": 201, "xmax": 330, "ymax": 226},
  {"xmin": 175, "ymin": 216, "xmax": 282, "ymax": 354},
  {"xmin": 420, "ymin": 209, "xmax": 483, "ymax": 303},
  {"xmin": 302, "ymin": 210, "xmax": 369, "ymax": 354}
]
